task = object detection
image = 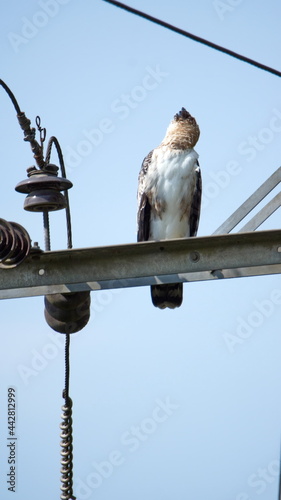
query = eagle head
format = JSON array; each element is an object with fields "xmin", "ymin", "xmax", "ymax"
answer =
[
  {"xmin": 174, "ymin": 107, "xmax": 196, "ymax": 123},
  {"xmin": 162, "ymin": 107, "xmax": 200, "ymax": 150}
]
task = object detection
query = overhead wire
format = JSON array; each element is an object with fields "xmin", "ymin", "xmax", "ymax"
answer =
[
  {"xmin": 102, "ymin": 0, "xmax": 281, "ymax": 78},
  {"xmin": 0, "ymin": 79, "xmax": 21, "ymax": 114}
]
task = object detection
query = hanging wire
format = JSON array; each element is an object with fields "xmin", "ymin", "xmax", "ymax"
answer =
[
  {"xmin": 64, "ymin": 334, "xmax": 71, "ymax": 401},
  {"xmin": 41, "ymin": 135, "xmax": 73, "ymax": 252},
  {"xmin": 43, "ymin": 211, "xmax": 51, "ymax": 251},
  {"xmin": 43, "ymin": 133, "xmax": 75, "ymax": 500},
  {"xmin": 60, "ymin": 334, "xmax": 76, "ymax": 500},
  {"xmin": 102, "ymin": 0, "xmax": 281, "ymax": 78},
  {"xmin": 41, "ymin": 128, "xmax": 75, "ymax": 500},
  {"xmin": 60, "ymin": 396, "xmax": 75, "ymax": 500},
  {"xmin": 45, "ymin": 136, "xmax": 73, "ymax": 249}
]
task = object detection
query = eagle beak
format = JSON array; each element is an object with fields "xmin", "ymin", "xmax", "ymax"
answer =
[{"xmin": 174, "ymin": 107, "xmax": 192, "ymax": 121}]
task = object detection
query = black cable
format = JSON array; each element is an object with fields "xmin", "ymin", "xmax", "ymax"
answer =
[
  {"xmin": 45, "ymin": 136, "xmax": 73, "ymax": 250},
  {"xmin": 102, "ymin": 0, "xmax": 281, "ymax": 78},
  {"xmin": 1, "ymin": 79, "xmax": 45, "ymax": 168},
  {"xmin": 45, "ymin": 136, "xmax": 67, "ymax": 177},
  {"xmin": 43, "ymin": 211, "xmax": 51, "ymax": 251},
  {"xmin": 60, "ymin": 336, "xmax": 75, "ymax": 500},
  {"xmin": 0, "ymin": 79, "xmax": 21, "ymax": 113},
  {"xmin": 64, "ymin": 334, "xmax": 70, "ymax": 402}
]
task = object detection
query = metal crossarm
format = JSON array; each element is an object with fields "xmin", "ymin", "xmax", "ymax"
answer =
[{"xmin": 0, "ymin": 230, "xmax": 280, "ymax": 300}]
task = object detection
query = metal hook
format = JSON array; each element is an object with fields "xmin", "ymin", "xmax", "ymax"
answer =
[
  {"xmin": 35, "ymin": 115, "xmax": 46, "ymax": 147},
  {"xmin": 35, "ymin": 115, "xmax": 41, "ymax": 129}
]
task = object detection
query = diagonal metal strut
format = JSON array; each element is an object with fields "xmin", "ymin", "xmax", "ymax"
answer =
[{"xmin": 213, "ymin": 166, "xmax": 281, "ymax": 234}]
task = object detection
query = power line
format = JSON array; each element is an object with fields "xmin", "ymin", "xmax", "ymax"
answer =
[
  {"xmin": 102, "ymin": 0, "xmax": 281, "ymax": 78},
  {"xmin": 0, "ymin": 79, "xmax": 21, "ymax": 113}
]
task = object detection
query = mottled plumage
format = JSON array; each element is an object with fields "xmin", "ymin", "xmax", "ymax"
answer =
[{"xmin": 137, "ymin": 107, "xmax": 202, "ymax": 309}]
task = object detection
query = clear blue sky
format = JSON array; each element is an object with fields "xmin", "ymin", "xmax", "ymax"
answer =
[{"xmin": 1, "ymin": 1, "xmax": 281, "ymax": 499}]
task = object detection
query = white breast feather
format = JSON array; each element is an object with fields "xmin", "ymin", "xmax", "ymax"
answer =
[{"xmin": 145, "ymin": 148, "xmax": 199, "ymax": 240}]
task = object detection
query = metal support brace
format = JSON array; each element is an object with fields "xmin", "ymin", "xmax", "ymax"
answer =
[
  {"xmin": 0, "ymin": 230, "xmax": 280, "ymax": 300},
  {"xmin": 213, "ymin": 166, "xmax": 281, "ymax": 234}
]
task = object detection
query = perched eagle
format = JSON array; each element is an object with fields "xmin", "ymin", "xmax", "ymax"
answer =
[{"xmin": 137, "ymin": 107, "xmax": 202, "ymax": 309}]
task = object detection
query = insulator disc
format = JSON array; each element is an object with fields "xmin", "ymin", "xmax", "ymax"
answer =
[
  {"xmin": 44, "ymin": 292, "xmax": 91, "ymax": 333},
  {"xmin": 45, "ymin": 291, "xmax": 90, "ymax": 310},
  {"xmin": 44, "ymin": 308, "xmax": 90, "ymax": 334}
]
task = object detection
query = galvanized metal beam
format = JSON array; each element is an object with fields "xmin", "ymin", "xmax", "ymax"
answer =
[{"xmin": 0, "ymin": 230, "xmax": 280, "ymax": 300}]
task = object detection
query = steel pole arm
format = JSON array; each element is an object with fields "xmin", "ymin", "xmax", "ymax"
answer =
[{"xmin": 0, "ymin": 230, "xmax": 280, "ymax": 300}]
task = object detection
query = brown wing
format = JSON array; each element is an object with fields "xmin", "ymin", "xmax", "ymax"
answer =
[
  {"xmin": 189, "ymin": 162, "xmax": 202, "ymax": 237},
  {"xmin": 137, "ymin": 151, "xmax": 153, "ymax": 242}
]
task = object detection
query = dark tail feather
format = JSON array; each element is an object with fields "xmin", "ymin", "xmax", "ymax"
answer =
[{"xmin": 151, "ymin": 283, "xmax": 183, "ymax": 309}]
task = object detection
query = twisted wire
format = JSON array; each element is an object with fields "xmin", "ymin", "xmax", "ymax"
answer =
[
  {"xmin": 60, "ymin": 395, "xmax": 76, "ymax": 500},
  {"xmin": 17, "ymin": 112, "xmax": 45, "ymax": 168},
  {"xmin": 0, "ymin": 79, "xmax": 45, "ymax": 168},
  {"xmin": 60, "ymin": 334, "xmax": 76, "ymax": 500}
]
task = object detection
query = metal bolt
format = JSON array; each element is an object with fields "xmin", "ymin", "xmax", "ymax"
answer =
[{"xmin": 190, "ymin": 251, "xmax": 200, "ymax": 262}]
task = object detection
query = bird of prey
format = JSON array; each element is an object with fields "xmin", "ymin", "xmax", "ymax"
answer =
[{"xmin": 137, "ymin": 107, "xmax": 202, "ymax": 309}]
